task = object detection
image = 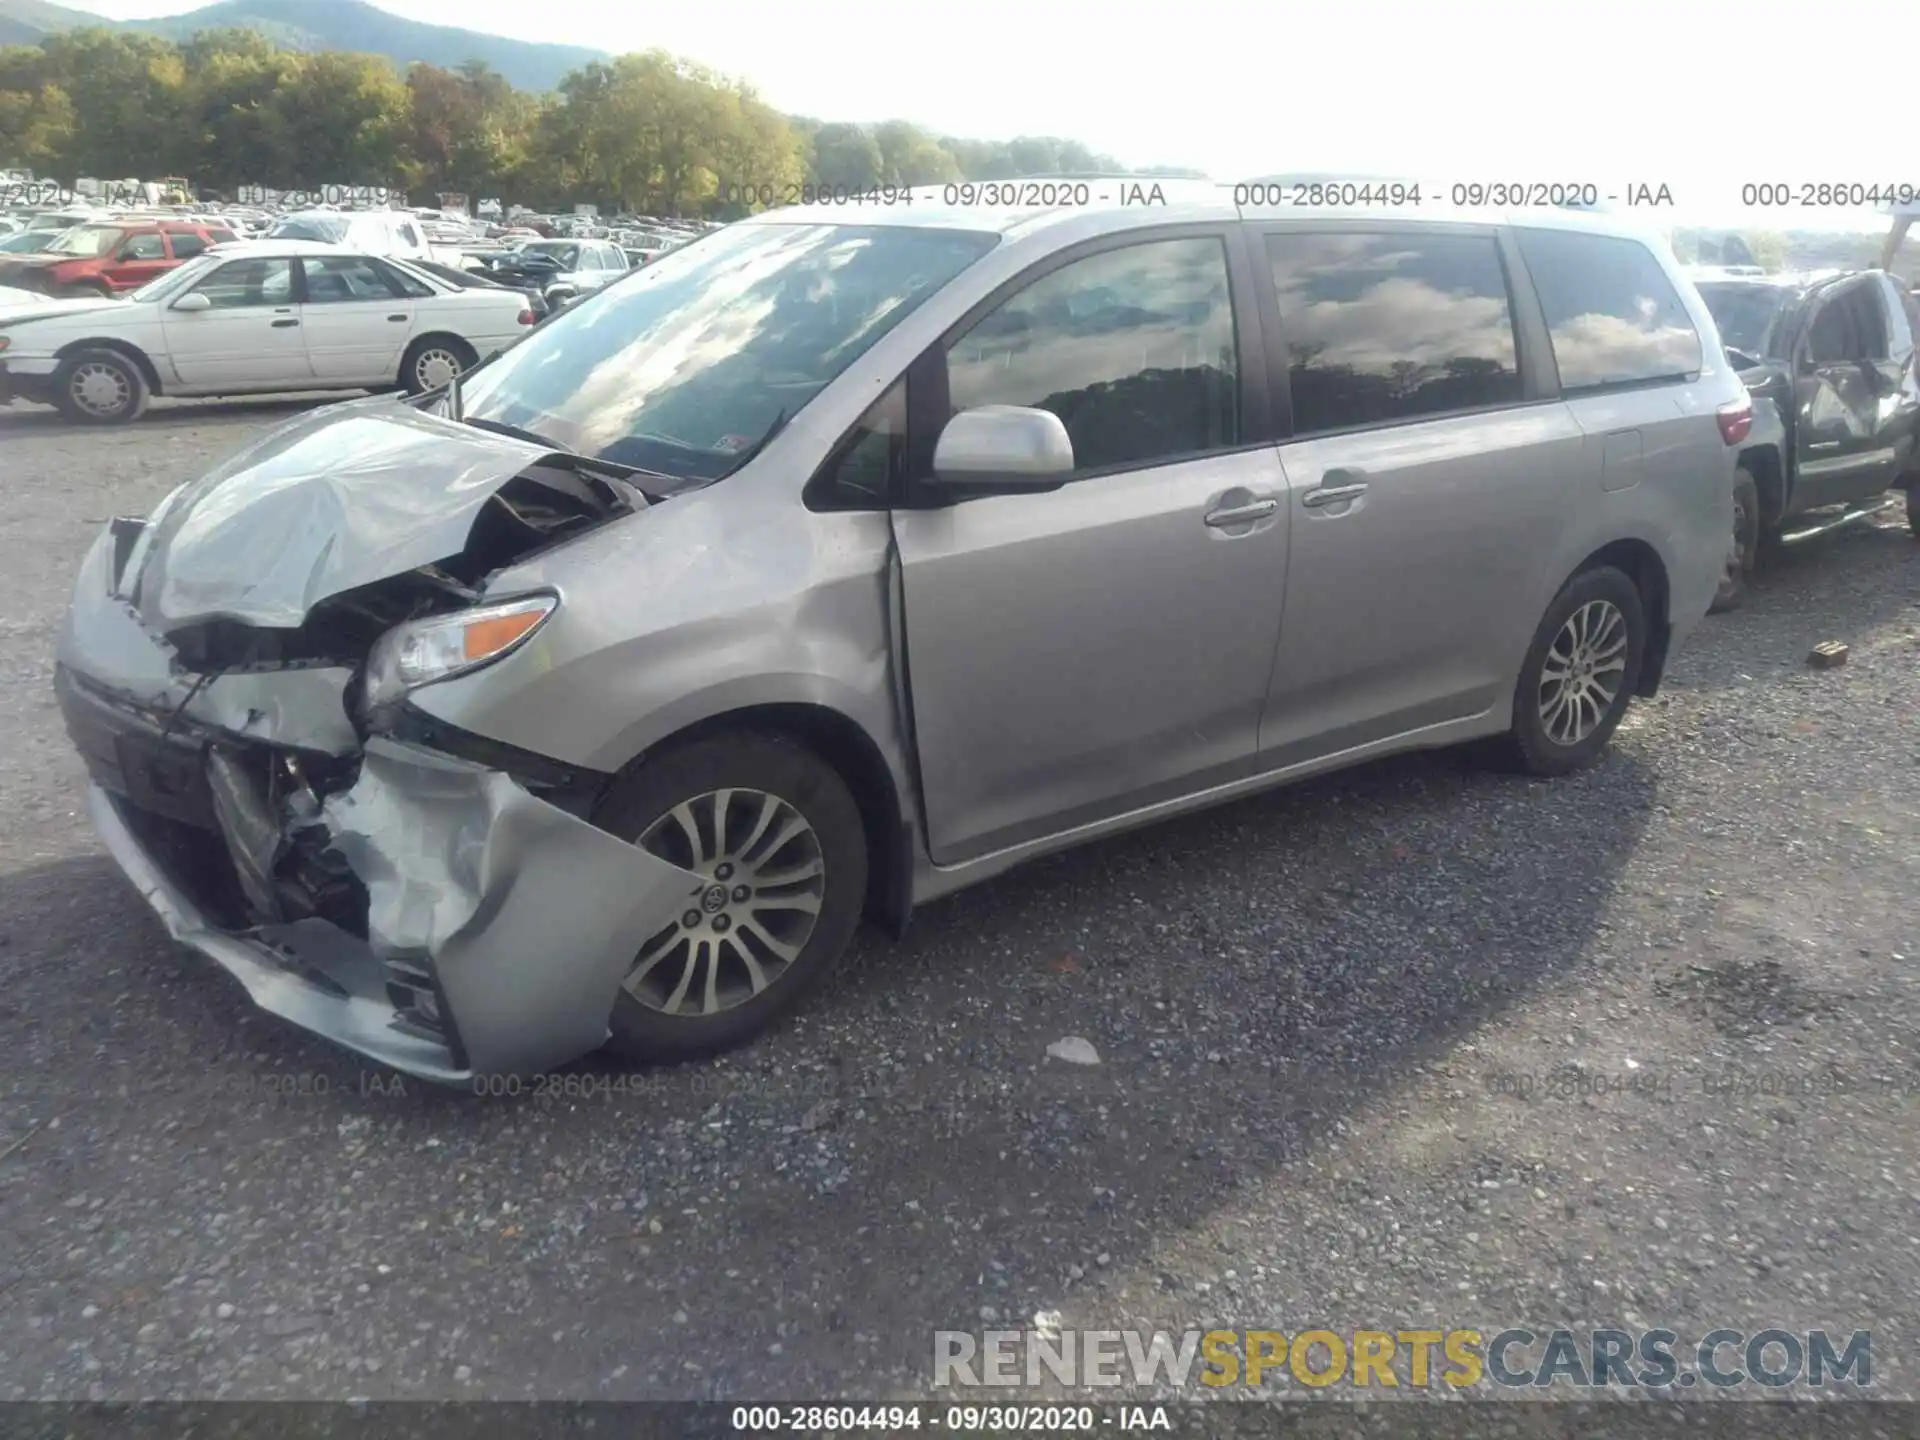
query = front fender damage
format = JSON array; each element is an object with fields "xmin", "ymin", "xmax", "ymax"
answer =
[
  {"xmin": 88, "ymin": 738, "xmax": 704, "ymax": 1082},
  {"xmin": 59, "ymin": 400, "xmax": 697, "ymax": 1082},
  {"xmin": 320, "ymin": 739, "xmax": 704, "ymax": 1078}
]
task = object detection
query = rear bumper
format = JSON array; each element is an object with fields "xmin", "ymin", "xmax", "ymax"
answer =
[{"xmin": 57, "ymin": 524, "xmax": 706, "ymax": 1085}]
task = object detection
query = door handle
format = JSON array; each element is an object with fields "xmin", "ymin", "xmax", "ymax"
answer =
[
  {"xmin": 388, "ymin": 314, "xmax": 407, "ymax": 322},
  {"xmin": 1302, "ymin": 482, "xmax": 1368, "ymax": 509},
  {"xmin": 270, "ymin": 318, "xmax": 299, "ymax": 328},
  {"xmin": 1204, "ymin": 498, "xmax": 1280, "ymax": 528}
]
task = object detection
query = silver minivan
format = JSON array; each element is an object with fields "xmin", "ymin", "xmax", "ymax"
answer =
[{"xmin": 55, "ymin": 188, "xmax": 1740, "ymax": 1083}]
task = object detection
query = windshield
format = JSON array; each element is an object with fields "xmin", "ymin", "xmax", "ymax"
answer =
[
  {"xmin": 1697, "ymin": 283, "xmax": 1793, "ymax": 357},
  {"xmin": 42, "ymin": 225, "xmax": 124, "ymax": 257},
  {"xmin": 129, "ymin": 253, "xmax": 220, "ymax": 303},
  {"xmin": 0, "ymin": 231, "xmax": 61, "ymax": 253},
  {"xmin": 514, "ymin": 241, "xmax": 580, "ymax": 267},
  {"xmin": 456, "ymin": 222, "xmax": 997, "ymax": 480},
  {"xmin": 266, "ymin": 214, "xmax": 349, "ymax": 244}
]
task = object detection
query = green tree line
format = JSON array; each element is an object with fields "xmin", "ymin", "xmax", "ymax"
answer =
[{"xmin": 0, "ymin": 28, "xmax": 1202, "ymax": 213}]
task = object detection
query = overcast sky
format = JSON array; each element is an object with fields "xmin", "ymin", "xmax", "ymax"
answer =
[{"xmin": 72, "ymin": 0, "xmax": 1917, "ymax": 232}]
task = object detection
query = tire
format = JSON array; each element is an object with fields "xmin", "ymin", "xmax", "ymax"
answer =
[
  {"xmin": 52, "ymin": 347, "xmax": 149, "ymax": 425},
  {"xmin": 595, "ymin": 732, "xmax": 868, "ymax": 1063},
  {"xmin": 1496, "ymin": 565, "xmax": 1647, "ymax": 777},
  {"xmin": 1908, "ymin": 486, "xmax": 1920, "ymax": 540},
  {"xmin": 1709, "ymin": 466, "xmax": 1761, "ymax": 614},
  {"xmin": 400, "ymin": 334, "xmax": 477, "ymax": 396}
]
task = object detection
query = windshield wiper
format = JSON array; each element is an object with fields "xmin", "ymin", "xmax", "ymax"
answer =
[{"xmin": 721, "ymin": 407, "xmax": 791, "ymax": 478}]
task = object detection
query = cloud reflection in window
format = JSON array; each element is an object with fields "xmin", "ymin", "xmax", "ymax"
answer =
[
  {"xmin": 947, "ymin": 237, "xmax": 1239, "ymax": 470},
  {"xmin": 1266, "ymin": 231, "xmax": 1521, "ymax": 436},
  {"xmin": 1515, "ymin": 228, "xmax": 1701, "ymax": 390}
]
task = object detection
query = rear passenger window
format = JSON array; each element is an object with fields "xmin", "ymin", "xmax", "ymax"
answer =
[
  {"xmin": 1515, "ymin": 229, "xmax": 1702, "ymax": 391},
  {"xmin": 945, "ymin": 236, "xmax": 1239, "ymax": 473},
  {"xmin": 168, "ymin": 233, "xmax": 207, "ymax": 259},
  {"xmin": 1266, "ymin": 229, "xmax": 1521, "ymax": 436}
]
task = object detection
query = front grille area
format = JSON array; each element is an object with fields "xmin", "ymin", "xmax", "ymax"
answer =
[
  {"xmin": 56, "ymin": 664, "xmax": 224, "ymax": 832},
  {"xmin": 57, "ymin": 665, "xmax": 369, "ymax": 937}
]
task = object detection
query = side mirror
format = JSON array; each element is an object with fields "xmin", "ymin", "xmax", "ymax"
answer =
[
  {"xmin": 170, "ymin": 291, "xmax": 212, "ymax": 313},
  {"xmin": 928, "ymin": 405, "xmax": 1074, "ymax": 492}
]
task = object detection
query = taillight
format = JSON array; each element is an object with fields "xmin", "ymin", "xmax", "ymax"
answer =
[
  {"xmin": 1717, "ymin": 400, "xmax": 1753, "ymax": 446},
  {"xmin": 517, "ymin": 308, "xmax": 535, "ymax": 325}
]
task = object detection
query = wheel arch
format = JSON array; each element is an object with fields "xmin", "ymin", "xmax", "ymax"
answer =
[
  {"xmin": 54, "ymin": 336, "xmax": 164, "ymax": 395},
  {"xmin": 405, "ymin": 329, "xmax": 479, "ymax": 362},
  {"xmin": 1737, "ymin": 442, "xmax": 1787, "ymax": 528},
  {"xmin": 1564, "ymin": 537, "xmax": 1671, "ymax": 697},
  {"xmin": 605, "ymin": 701, "xmax": 915, "ymax": 940}
]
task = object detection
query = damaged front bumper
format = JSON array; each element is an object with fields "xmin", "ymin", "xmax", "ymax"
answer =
[{"xmin": 57, "ymin": 528, "xmax": 706, "ymax": 1084}]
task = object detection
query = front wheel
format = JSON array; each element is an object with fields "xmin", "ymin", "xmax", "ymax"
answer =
[
  {"xmin": 400, "ymin": 335, "xmax": 478, "ymax": 396},
  {"xmin": 1709, "ymin": 466, "xmax": 1761, "ymax": 614},
  {"xmin": 595, "ymin": 733, "xmax": 868, "ymax": 1063},
  {"xmin": 1496, "ymin": 565, "xmax": 1647, "ymax": 777},
  {"xmin": 52, "ymin": 347, "xmax": 149, "ymax": 425}
]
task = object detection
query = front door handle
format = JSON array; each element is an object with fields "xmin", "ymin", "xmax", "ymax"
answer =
[
  {"xmin": 1204, "ymin": 498, "xmax": 1280, "ymax": 528},
  {"xmin": 388, "ymin": 314, "xmax": 408, "ymax": 322},
  {"xmin": 1302, "ymin": 482, "xmax": 1368, "ymax": 509},
  {"xmin": 270, "ymin": 318, "xmax": 300, "ymax": 328}
]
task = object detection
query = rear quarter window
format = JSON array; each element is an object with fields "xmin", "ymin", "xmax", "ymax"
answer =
[{"xmin": 1516, "ymin": 229, "xmax": 1702, "ymax": 391}]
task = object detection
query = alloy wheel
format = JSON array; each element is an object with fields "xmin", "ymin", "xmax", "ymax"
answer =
[
  {"xmin": 624, "ymin": 789, "xmax": 827, "ymax": 1017},
  {"xmin": 1537, "ymin": 598, "xmax": 1628, "ymax": 746}
]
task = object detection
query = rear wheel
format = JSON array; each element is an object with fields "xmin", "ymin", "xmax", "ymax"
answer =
[
  {"xmin": 52, "ymin": 347, "xmax": 149, "ymax": 425},
  {"xmin": 1709, "ymin": 466, "xmax": 1761, "ymax": 613},
  {"xmin": 597, "ymin": 733, "xmax": 868, "ymax": 1063},
  {"xmin": 400, "ymin": 335, "xmax": 477, "ymax": 395},
  {"xmin": 1496, "ymin": 565, "xmax": 1647, "ymax": 777}
]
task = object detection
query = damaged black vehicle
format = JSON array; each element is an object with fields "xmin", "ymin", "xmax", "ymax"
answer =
[{"xmin": 1692, "ymin": 268, "xmax": 1920, "ymax": 609}]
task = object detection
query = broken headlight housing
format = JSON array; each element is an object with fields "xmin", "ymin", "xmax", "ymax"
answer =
[{"xmin": 361, "ymin": 593, "xmax": 557, "ymax": 718}]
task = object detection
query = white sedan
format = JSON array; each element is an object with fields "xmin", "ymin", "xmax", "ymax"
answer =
[{"xmin": 0, "ymin": 240, "xmax": 536, "ymax": 424}]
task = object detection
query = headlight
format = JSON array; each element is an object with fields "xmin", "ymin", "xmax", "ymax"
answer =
[{"xmin": 362, "ymin": 593, "xmax": 557, "ymax": 716}]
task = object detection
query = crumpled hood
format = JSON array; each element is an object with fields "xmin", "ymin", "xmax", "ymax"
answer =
[{"xmin": 135, "ymin": 399, "xmax": 567, "ymax": 631}]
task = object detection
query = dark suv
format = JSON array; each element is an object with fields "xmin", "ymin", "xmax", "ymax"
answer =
[
  {"xmin": 0, "ymin": 219, "xmax": 238, "ymax": 298},
  {"xmin": 1693, "ymin": 268, "xmax": 1920, "ymax": 608}
]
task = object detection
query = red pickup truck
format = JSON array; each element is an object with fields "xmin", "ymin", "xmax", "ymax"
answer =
[{"xmin": 0, "ymin": 218, "xmax": 238, "ymax": 298}]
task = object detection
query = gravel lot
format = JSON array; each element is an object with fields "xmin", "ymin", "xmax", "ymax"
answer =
[{"xmin": 0, "ymin": 396, "xmax": 1916, "ymax": 1405}]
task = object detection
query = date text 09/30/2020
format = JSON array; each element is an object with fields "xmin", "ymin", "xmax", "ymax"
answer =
[{"xmin": 715, "ymin": 179, "xmax": 1682, "ymax": 210}]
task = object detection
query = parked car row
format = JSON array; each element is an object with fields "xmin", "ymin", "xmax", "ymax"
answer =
[
  {"xmin": 0, "ymin": 216, "xmax": 241, "ymax": 297},
  {"xmin": 0, "ymin": 239, "xmax": 537, "ymax": 422},
  {"xmin": 49, "ymin": 190, "xmax": 1761, "ymax": 1086}
]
